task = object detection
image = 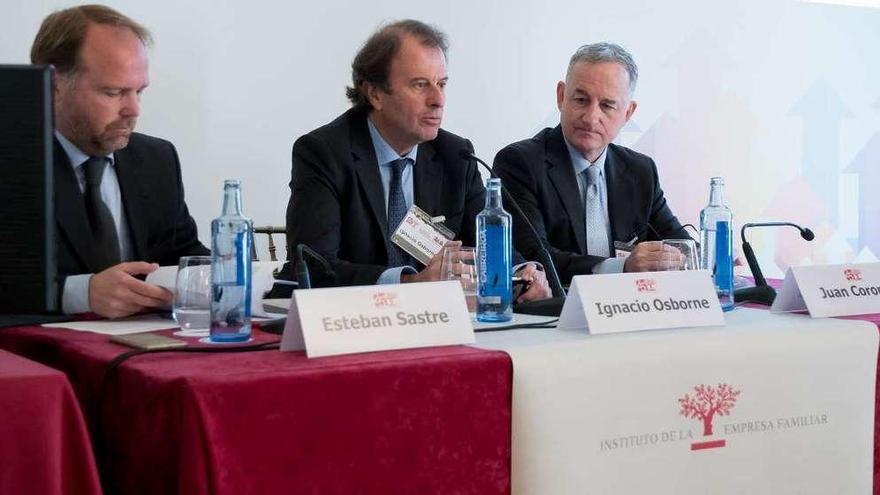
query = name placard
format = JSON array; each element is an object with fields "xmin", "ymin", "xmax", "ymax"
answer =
[
  {"xmin": 558, "ymin": 270, "xmax": 724, "ymax": 334},
  {"xmin": 280, "ymin": 280, "xmax": 474, "ymax": 357},
  {"xmin": 771, "ymin": 262, "xmax": 880, "ymax": 317}
]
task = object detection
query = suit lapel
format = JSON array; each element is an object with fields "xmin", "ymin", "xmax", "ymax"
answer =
[
  {"xmin": 546, "ymin": 127, "xmax": 587, "ymax": 254},
  {"xmin": 351, "ymin": 115, "xmax": 390, "ymax": 244},
  {"xmin": 413, "ymin": 141, "xmax": 442, "ymax": 216},
  {"xmin": 605, "ymin": 145, "xmax": 636, "ymax": 242},
  {"xmin": 113, "ymin": 145, "xmax": 149, "ymax": 260},
  {"xmin": 53, "ymin": 139, "xmax": 99, "ymax": 272}
]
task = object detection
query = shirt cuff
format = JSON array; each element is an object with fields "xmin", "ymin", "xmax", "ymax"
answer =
[
  {"xmin": 592, "ymin": 257, "xmax": 627, "ymax": 274},
  {"xmin": 512, "ymin": 262, "xmax": 543, "ymax": 275},
  {"xmin": 377, "ymin": 266, "xmax": 417, "ymax": 285},
  {"xmin": 62, "ymin": 274, "xmax": 93, "ymax": 314}
]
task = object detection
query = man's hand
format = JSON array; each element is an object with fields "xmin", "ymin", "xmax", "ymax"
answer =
[
  {"xmin": 514, "ymin": 263, "xmax": 552, "ymax": 303},
  {"xmin": 89, "ymin": 262, "xmax": 173, "ymax": 318},
  {"xmin": 623, "ymin": 241, "xmax": 686, "ymax": 272},
  {"xmin": 401, "ymin": 241, "xmax": 462, "ymax": 284}
]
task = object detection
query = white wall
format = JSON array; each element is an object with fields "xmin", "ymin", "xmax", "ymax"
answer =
[{"xmin": 3, "ymin": 0, "xmax": 878, "ymax": 274}]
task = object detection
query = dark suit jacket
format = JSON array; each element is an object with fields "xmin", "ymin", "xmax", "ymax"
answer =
[
  {"xmin": 286, "ymin": 108, "xmax": 488, "ymax": 286},
  {"xmin": 54, "ymin": 132, "xmax": 208, "ymax": 286},
  {"xmin": 493, "ymin": 125, "xmax": 687, "ymax": 284}
]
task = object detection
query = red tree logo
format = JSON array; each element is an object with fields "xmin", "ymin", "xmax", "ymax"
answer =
[
  {"xmin": 678, "ymin": 383, "xmax": 741, "ymax": 450},
  {"xmin": 636, "ymin": 279, "xmax": 656, "ymax": 292},
  {"xmin": 844, "ymin": 269, "xmax": 862, "ymax": 281},
  {"xmin": 373, "ymin": 292, "xmax": 398, "ymax": 308}
]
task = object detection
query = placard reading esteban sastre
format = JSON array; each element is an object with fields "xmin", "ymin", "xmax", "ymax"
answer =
[
  {"xmin": 559, "ymin": 271, "xmax": 724, "ymax": 334},
  {"xmin": 281, "ymin": 280, "xmax": 474, "ymax": 357}
]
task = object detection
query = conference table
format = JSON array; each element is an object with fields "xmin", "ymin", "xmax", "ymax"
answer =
[
  {"xmin": 0, "ymin": 308, "xmax": 878, "ymax": 494},
  {"xmin": 0, "ymin": 324, "xmax": 512, "ymax": 494},
  {"xmin": 0, "ymin": 348, "xmax": 102, "ymax": 495}
]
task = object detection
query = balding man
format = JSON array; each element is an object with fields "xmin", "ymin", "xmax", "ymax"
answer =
[{"xmin": 32, "ymin": 5, "xmax": 208, "ymax": 317}]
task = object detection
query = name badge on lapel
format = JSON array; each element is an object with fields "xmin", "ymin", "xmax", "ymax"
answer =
[{"xmin": 391, "ymin": 205, "xmax": 454, "ymax": 265}]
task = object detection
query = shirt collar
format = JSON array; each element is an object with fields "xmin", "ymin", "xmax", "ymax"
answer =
[
  {"xmin": 55, "ymin": 130, "xmax": 115, "ymax": 170},
  {"xmin": 564, "ymin": 139, "xmax": 607, "ymax": 178},
  {"xmin": 366, "ymin": 118, "xmax": 418, "ymax": 166}
]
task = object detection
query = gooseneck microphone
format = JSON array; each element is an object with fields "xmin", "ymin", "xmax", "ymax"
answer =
[
  {"xmin": 295, "ymin": 243, "xmax": 337, "ymax": 289},
  {"xmin": 733, "ymin": 222, "xmax": 814, "ymax": 305},
  {"xmin": 458, "ymin": 149, "xmax": 566, "ymax": 299}
]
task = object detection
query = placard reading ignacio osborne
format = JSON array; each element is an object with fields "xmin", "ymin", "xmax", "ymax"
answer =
[{"xmin": 558, "ymin": 271, "xmax": 724, "ymax": 334}]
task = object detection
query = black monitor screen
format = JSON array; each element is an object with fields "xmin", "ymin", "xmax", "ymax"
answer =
[{"xmin": 0, "ymin": 65, "xmax": 56, "ymax": 313}]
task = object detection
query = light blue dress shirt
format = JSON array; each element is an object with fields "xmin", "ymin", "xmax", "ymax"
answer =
[
  {"xmin": 366, "ymin": 119, "xmax": 420, "ymax": 284},
  {"xmin": 56, "ymin": 131, "xmax": 134, "ymax": 314},
  {"xmin": 564, "ymin": 142, "xmax": 626, "ymax": 274}
]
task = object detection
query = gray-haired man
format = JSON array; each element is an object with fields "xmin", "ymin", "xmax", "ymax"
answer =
[{"xmin": 493, "ymin": 42, "xmax": 688, "ymax": 284}]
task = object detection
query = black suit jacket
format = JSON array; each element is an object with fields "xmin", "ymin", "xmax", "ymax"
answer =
[
  {"xmin": 493, "ymin": 126, "xmax": 687, "ymax": 284},
  {"xmin": 286, "ymin": 108, "xmax": 488, "ymax": 286},
  {"xmin": 54, "ymin": 132, "xmax": 208, "ymax": 285}
]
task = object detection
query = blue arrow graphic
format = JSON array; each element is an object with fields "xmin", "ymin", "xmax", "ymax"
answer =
[
  {"xmin": 844, "ymin": 133, "xmax": 880, "ymax": 255},
  {"xmin": 788, "ymin": 79, "xmax": 852, "ymax": 226}
]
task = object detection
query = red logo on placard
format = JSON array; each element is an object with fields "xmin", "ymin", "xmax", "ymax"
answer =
[
  {"xmin": 373, "ymin": 292, "xmax": 398, "ymax": 308},
  {"xmin": 636, "ymin": 279, "xmax": 656, "ymax": 292},
  {"xmin": 678, "ymin": 383, "xmax": 741, "ymax": 451},
  {"xmin": 844, "ymin": 269, "xmax": 862, "ymax": 281}
]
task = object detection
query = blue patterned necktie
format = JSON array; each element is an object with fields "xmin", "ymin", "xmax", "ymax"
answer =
[
  {"xmin": 386, "ymin": 158, "xmax": 411, "ymax": 267},
  {"xmin": 584, "ymin": 164, "xmax": 610, "ymax": 257}
]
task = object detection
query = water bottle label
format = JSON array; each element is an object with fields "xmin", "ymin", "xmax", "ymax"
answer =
[{"xmin": 478, "ymin": 296, "xmax": 502, "ymax": 304}]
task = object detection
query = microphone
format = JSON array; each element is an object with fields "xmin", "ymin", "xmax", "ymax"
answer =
[
  {"xmin": 295, "ymin": 243, "xmax": 337, "ymax": 289},
  {"xmin": 458, "ymin": 149, "xmax": 566, "ymax": 306},
  {"xmin": 733, "ymin": 221, "xmax": 814, "ymax": 305}
]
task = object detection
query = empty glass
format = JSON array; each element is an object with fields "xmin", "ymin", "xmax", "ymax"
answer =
[
  {"xmin": 173, "ymin": 256, "xmax": 212, "ymax": 332},
  {"xmin": 661, "ymin": 239, "xmax": 700, "ymax": 271},
  {"xmin": 441, "ymin": 246, "xmax": 477, "ymax": 312}
]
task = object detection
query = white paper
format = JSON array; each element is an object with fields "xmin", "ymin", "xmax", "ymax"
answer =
[
  {"xmin": 144, "ymin": 264, "xmax": 179, "ymax": 291},
  {"xmin": 42, "ymin": 314, "xmax": 179, "ymax": 335},
  {"xmin": 145, "ymin": 261, "xmax": 283, "ymax": 318}
]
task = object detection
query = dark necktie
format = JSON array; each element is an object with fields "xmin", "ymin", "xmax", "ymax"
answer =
[
  {"xmin": 386, "ymin": 158, "xmax": 411, "ymax": 267},
  {"xmin": 82, "ymin": 156, "xmax": 121, "ymax": 270}
]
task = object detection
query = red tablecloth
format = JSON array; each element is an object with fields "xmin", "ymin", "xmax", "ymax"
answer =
[
  {"xmin": 0, "ymin": 326, "xmax": 512, "ymax": 495},
  {"xmin": 0, "ymin": 348, "xmax": 102, "ymax": 495}
]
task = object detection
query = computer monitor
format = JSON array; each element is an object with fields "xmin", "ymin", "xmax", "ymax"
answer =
[{"xmin": 0, "ymin": 65, "xmax": 57, "ymax": 313}]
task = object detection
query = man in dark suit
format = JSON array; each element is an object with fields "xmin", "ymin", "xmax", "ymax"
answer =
[
  {"xmin": 31, "ymin": 5, "xmax": 208, "ymax": 317},
  {"xmin": 494, "ymin": 42, "xmax": 688, "ymax": 284},
  {"xmin": 286, "ymin": 20, "xmax": 550, "ymax": 300}
]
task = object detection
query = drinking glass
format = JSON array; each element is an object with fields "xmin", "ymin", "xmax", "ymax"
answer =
[
  {"xmin": 441, "ymin": 246, "xmax": 477, "ymax": 312},
  {"xmin": 173, "ymin": 256, "xmax": 212, "ymax": 332},
  {"xmin": 661, "ymin": 239, "xmax": 700, "ymax": 271}
]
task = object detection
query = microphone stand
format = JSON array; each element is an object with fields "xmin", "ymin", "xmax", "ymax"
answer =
[
  {"xmin": 733, "ymin": 222, "xmax": 814, "ymax": 305},
  {"xmin": 295, "ymin": 243, "xmax": 337, "ymax": 289}
]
